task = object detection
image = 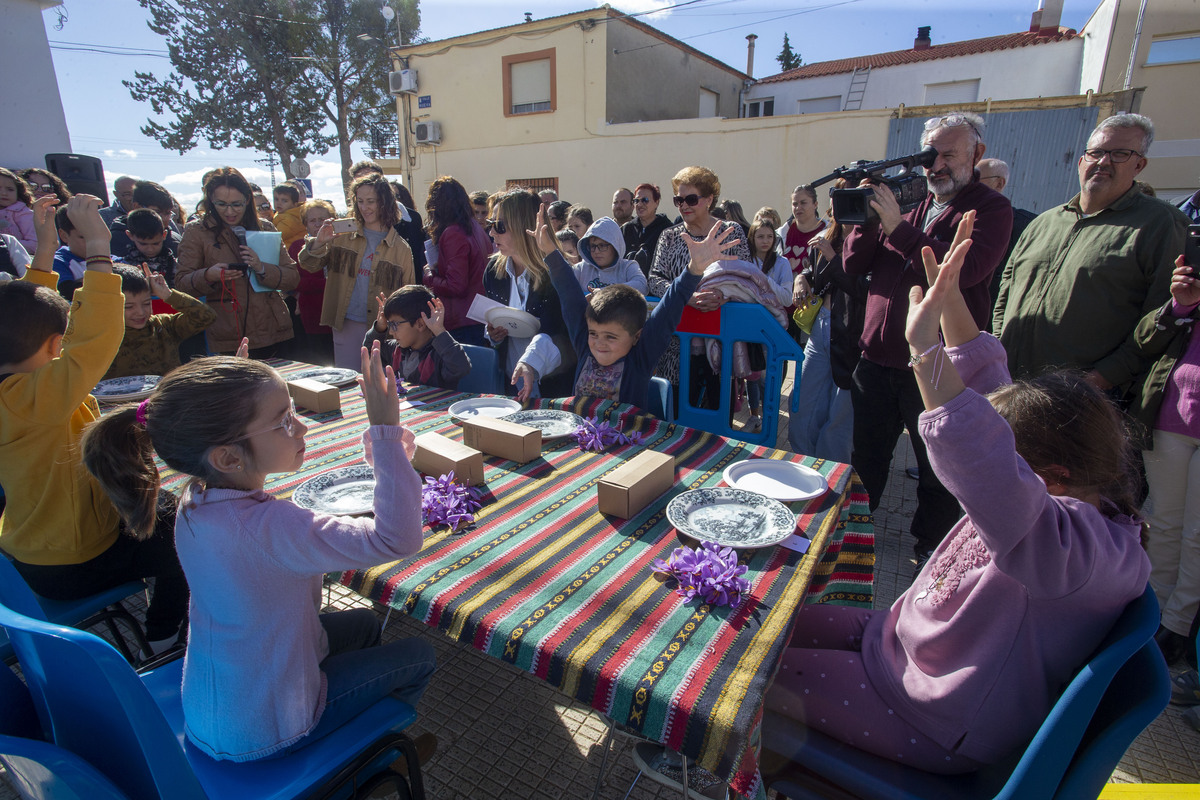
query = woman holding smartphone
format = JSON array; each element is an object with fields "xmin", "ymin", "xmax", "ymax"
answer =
[
  {"xmin": 176, "ymin": 167, "xmax": 297, "ymax": 357},
  {"xmin": 298, "ymin": 174, "xmax": 416, "ymax": 369}
]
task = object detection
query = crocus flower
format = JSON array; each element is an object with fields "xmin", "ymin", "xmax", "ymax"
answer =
[
  {"xmin": 651, "ymin": 541, "xmax": 750, "ymax": 608},
  {"xmin": 421, "ymin": 471, "xmax": 482, "ymax": 532},
  {"xmin": 571, "ymin": 417, "xmax": 643, "ymax": 452}
]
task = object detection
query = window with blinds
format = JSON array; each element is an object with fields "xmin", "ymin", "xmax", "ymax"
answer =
[{"xmin": 503, "ymin": 49, "xmax": 557, "ymax": 117}]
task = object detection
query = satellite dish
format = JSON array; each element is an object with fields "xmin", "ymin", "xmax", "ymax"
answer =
[
  {"xmin": 290, "ymin": 158, "xmax": 311, "ymax": 179},
  {"xmin": 381, "ymin": 5, "xmax": 395, "ymax": 20}
]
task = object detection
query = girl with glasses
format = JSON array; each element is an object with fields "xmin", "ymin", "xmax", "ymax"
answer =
[
  {"xmin": 82, "ymin": 346, "xmax": 435, "ymax": 763},
  {"xmin": 18, "ymin": 168, "xmax": 72, "ymax": 207},
  {"xmin": 175, "ymin": 167, "xmax": 299, "ymax": 358}
]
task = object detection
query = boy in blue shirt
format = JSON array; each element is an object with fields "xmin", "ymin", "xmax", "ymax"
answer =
[{"xmin": 528, "ymin": 204, "xmax": 739, "ymax": 413}]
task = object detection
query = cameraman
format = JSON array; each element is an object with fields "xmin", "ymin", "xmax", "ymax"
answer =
[{"xmin": 843, "ymin": 112, "xmax": 1013, "ymax": 575}]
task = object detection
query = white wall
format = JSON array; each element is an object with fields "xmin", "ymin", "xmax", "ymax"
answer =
[
  {"xmin": 1078, "ymin": 0, "xmax": 1121, "ymax": 92},
  {"xmin": 747, "ymin": 39, "xmax": 1084, "ymax": 113},
  {"xmin": 0, "ymin": 0, "xmax": 72, "ymax": 169}
]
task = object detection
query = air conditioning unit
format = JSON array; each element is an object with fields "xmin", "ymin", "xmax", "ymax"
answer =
[
  {"xmin": 414, "ymin": 121, "xmax": 441, "ymax": 145},
  {"xmin": 388, "ymin": 69, "xmax": 418, "ymax": 95}
]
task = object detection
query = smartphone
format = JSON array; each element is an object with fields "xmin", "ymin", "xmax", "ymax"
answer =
[
  {"xmin": 332, "ymin": 218, "xmax": 357, "ymax": 234},
  {"xmin": 1186, "ymin": 225, "xmax": 1200, "ymax": 277}
]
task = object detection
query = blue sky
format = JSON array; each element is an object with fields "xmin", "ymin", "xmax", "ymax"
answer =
[{"xmin": 44, "ymin": 0, "xmax": 1095, "ymax": 210}]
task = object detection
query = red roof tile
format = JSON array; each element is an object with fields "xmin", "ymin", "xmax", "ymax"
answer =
[{"xmin": 756, "ymin": 28, "xmax": 1078, "ymax": 84}]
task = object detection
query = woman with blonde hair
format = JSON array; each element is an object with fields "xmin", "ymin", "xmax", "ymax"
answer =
[{"xmin": 482, "ymin": 190, "xmax": 572, "ymax": 400}]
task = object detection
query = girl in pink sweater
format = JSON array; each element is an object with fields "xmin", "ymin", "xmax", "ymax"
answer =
[
  {"xmin": 83, "ymin": 345, "xmax": 434, "ymax": 762},
  {"xmin": 0, "ymin": 168, "xmax": 37, "ymax": 252},
  {"xmin": 765, "ymin": 213, "xmax": 1149, "ymax": 773}
]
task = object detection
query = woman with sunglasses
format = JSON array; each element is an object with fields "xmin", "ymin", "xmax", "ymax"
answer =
[
  {"xmin": 176, "ymin": 167, "xmax": 298, "ymax": 358},
  {"xmin": 422, "ymin": 175, "xmax": 492, "ymax": 346},
  {"xmin": 648, "ymin": 166, "xmax": 749, "ymax": 399},
  {"xmin": 299, "ymin": 174, "xmax": 416, "ymax": 369},
  {"xmin": 18, "ymin": 168, "xmax": 72, "ymax": 207},
  {"xmin": 621, "ymin": 182, "xmax": 672, "ymax": 278},
  {"xmin": 483, "ymin": 190, "xmax": 573, "ymax": 401}
]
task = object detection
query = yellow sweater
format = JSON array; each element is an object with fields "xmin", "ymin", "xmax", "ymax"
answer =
[
  {"xmin": 0, "ymin": 269, "xmax": 124, "ymax": 565},
  {"xmin": 273, "ymin": 207, "xmax": 307, "ymax": 249}
]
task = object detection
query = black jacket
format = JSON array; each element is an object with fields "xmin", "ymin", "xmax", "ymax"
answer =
[{"xmin": 622, "ymin": 214, "xmax": 672, "ymax": 279}]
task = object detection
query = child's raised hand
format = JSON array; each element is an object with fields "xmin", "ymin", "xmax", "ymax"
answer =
[
  {"xmin": 29, "ymin": 195, "xmax": 59, "ymax": 273},
  {"xmin": 359, "ymin": 341, "xmax": 400, "ymax": 427},
  {"xmin": 373, "ymin": 291, "xmax": 389, "ymax": 333},
  {"xmin": 923, "ymin": 211, "xmax": 975, "ymax": 288},
  {"xmin": 143, "ymin": 263, "xmax": 170, "ymax": 299},
  {"xmin": 684, "ymin": 222, "xmax": 740, "ymax": 276},
  {"xmin": 235, "ymin": 337, "xmax": 250, "ymax": 358},
  {"xmin": 66, "ymin": 195, "xmax": 111, "ymax": 252},
  {"xmin": 527, "ymin": 203, "xmax": 558, "ymax": 257},
  {"xmin": 1172, "ymin": 255, "xmax": 1200, "ymax": 307},
  {"xmin": 422, "ymin": 297, "xmax": 446, "ymax": 336},
  {"xmin": 907, "ymin": 237, "xmax": 971, "ymax": 354}
]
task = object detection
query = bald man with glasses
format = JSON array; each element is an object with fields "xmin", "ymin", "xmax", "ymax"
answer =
[{"xmin": 994, "ymin": 113, "xmax": 1190, "ymax": 390}]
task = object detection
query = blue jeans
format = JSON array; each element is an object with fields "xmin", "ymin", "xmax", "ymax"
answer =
[
  {"xmin": 281, "ymin": 608, "xmax": 436, "ymax": 754},
  {"xmin": 788, "ymin": 307, "xmax": 854, "ymax": 463}
]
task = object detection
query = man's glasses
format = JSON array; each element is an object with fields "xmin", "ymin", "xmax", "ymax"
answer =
[
  {"xmin": 1082, "ymin": 148, "xmax": 1142, "ymax": 164},
  {"xmin": 633, "ymin": 197, "xmax": 654, "ymax": 205},
  {"xmin": 925, "ymin": 114, "xmax": 983, "ymax": 141},
  {"xmin": 486, "ymin": 218, "xmax": 508, "ymax": 235},
  {"xmin": 673, "ymin": 194, "xmax": 704, "ymax": 208},
  {"xmin": 235, "ymin": 401, "xmax": 300, "ymax": 441},
  {"xmin": 213, "ymin": 201, "xmax": 247, "ymax": 212}
]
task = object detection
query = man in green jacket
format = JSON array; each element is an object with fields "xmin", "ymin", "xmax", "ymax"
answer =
[{"xmin": 994, "ymin": 113, "xmax": 1189, "ymax": 393}]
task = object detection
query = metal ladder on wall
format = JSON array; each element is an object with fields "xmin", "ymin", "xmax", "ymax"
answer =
[{"xmin": 843, "ymin": 65, "xmax": 871, "ymax": 110}]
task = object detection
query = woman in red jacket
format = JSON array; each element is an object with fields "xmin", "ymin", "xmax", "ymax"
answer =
[{"xmin": 422, "ymin": 176, "xmax": 492, "ymax": 346}]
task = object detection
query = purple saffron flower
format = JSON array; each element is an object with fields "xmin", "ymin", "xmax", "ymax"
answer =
[
  {"xmin": 571, "ymin": 417, "xmax": 644, "ymax": 452},
  {"xmin": 421, "ymin": 471, "xmax": 482, "ymax": 532},
  {"xmin": 650, "ymin": 541, "xmax": 749, "ymax": 608}
]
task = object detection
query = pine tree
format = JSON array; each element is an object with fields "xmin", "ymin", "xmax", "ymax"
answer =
[{"xmin": 776, "ymin": 33, "xmax": 802, "ymax": 72}]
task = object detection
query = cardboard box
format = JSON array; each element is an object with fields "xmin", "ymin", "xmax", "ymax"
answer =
[
  {"xmin": 411, "ymin": 432, "xmax": 485, "ymax": 486},
  {"xmin": 287, "ymin": 378, "xmax": 341, "ymax": 413},
  {"xmin": 462, "ymin": 416, "xmax": 541, "ymax": 463},
  {"xmin": 597, "ymin": 450, "xmax": 675, "ymax": 518}
]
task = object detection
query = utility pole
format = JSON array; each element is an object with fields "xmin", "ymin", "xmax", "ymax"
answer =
[{"xmin": 255, "ymin": 153, "xmax": 280, "ymax": 188}]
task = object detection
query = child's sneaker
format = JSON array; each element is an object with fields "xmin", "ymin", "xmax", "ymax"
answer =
[
  {"xmin": 747, "ymin": 415, "xmax": 762, "ymax": 434},
  {"xmin": 1172, "ymin": 669, "xmax": 1200, "ymax": 706}
]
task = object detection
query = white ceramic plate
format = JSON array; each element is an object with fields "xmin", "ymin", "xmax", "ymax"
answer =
[
  {"xmin": 291, "ymin": 367, "xmax": 360, "ymax": 387},
  {"xmin": 502, "ymin": 409, "xmax": 583, "ymax": 440},
  {"xmin": 666, "ymin": 487, "xmax": 796, "ymax": 549},
  {"xmin": 722, "ymin": 459, "xmax": 828, "ymax": 503},
  {"xmin": 449, "ymin": 397, "xmax": 522, "ymax": 423},
  {"xmin": 485, "ymin": 307, "xmax": 541, "ymax": 339},
  {"xmin": 92, "ymin": 375, "xmax": 160, "ymax": 402},
  {"xmin": 291, "ymin": 465, "xmax": 376, "ymax": 515}
]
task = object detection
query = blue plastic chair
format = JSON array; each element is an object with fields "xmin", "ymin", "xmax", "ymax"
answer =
[
  {"xmin": 764, "ymin": 585, "xmax": 1168, "ymax": 800},
  {"xmin": 0, "ymin": 555, "xmax": 149, "ymax": 665},
  {"xmin": 675, "ymin": 302, "xmax": 804, "ymax": 445},
  {"xmin": 647, "ymin": 376, "xmax": 674, "ymax": 422},
  {"xmin": 0, "ymin": 602, "xmax": 426, "ymax": 800},
  {"xmin": 0, "ymin": 734, "xmax": 131, "ymax": 800},
  {"xmin": 458, "ymin": 343, "xmax": 505, "ymax": 395}
]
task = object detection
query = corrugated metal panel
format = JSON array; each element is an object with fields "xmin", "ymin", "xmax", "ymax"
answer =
[{"xmin": 886, "ymin": 106, "xmax": 1100, "ymax": 214}]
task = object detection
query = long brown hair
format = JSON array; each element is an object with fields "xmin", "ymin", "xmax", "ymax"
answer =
[
  {"xmin": 81, "ymin": 358, "xmax": 280, "ymax": 538},
  {"xmin": 988, "ymin": 371, "xmax": 1138, "ymax": 518},
  {"xmin": 201, "ymin": 167, "xmax": 261, "ymax": 232},
  {"xmin": 424, "ymin": 176, "xmax": 474, "ymax": 245}
]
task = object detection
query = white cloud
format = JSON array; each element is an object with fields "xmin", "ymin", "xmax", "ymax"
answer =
[
  {"xmin": 605, "ymin": 0, "xmax": 674, "ymax": 19},
  {"xmin": 119, "ymin": 149, "xmax": 138, "ymax": 159}
]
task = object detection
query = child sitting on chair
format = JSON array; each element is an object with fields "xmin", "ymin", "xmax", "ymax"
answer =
[
  {"xmin": 363, "ymin": 284, "xmax": 471, "ymax": 390},
  {"xmin": 762, "ymin": 213, "xmax": 1150, "ymax": 774},
  {"xmin": 102, "ymin": 264, "xmax": 217, "ymax": 380},
  {"xmin": 529, "ymin": 202, "xmax": 739, "ymax": 413}
]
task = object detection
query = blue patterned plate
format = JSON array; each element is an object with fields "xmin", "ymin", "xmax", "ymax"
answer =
[
  {"xmin": 666, "ymin": 487, "xmax": 796, "ymax": 549},
  {"xmin": 502, "ymin": 409, "xmax": 583, "ymax": 440},
  {"xmin": 291, "ymin": 465, "xmax": 375, "ymax": 515},
  {"xmin": 92, "ymin": 375, "xmax": 160, "ymax": 402},
  {"xmin": 292, "ymin": 367, "xmax": 359, "ymax": 387}
]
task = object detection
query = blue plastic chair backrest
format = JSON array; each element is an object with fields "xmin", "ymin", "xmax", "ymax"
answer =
[
  {"xmin": 992, "ymin": 584, "xmax": 1161, "ymax": 800},
  {"xmin": 458, "ymin": 343, "xmax": 504, "ymax": 395},
  {"xmin": 675, "ymin": 302, "xmax": 804, "ymax": 444},
  {"xmin": 0, "ymin": 556, "xmax": 54, "ymax": 620},
  {"xmin": 647, "ymin": 376, "xmax": 673, "ymax": 421},
  {"xmin": 0, "ymin": 603, "xmax": 207, "ymax": 800},
  {"xmin": 0, "ymin": 733, "xmax": 131, "ymax": 799}
]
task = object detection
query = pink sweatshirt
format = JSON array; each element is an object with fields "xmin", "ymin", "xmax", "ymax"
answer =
[
  {"xmin": 0, "ymin": 202, "xmax": 36, "ymax": 253},
  {"xmin": 175, "ymin": 425, "xmax": 424, "ymax": 762},
  {"xmin": 862, "ymin": 333, "xmax": 1150, "ymax": 763}
]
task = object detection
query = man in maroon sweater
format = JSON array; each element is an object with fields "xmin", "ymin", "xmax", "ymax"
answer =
[{"xmin": 843, "ymin": 112, "xmax": 1013, "ymax": 573}]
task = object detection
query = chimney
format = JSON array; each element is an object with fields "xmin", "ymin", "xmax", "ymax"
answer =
[
  {"xmin": 745, "ymin": 33, "xmax": 758, "ymax": 78},
  {"xmin": 1036, "ymin": 0, "xmax": 1063, "ymax": 36},
  {"xmin": 524, "ymin": 12, "xmax": 533, "ymax": 23},
  {"xmin": 914, "ymin": 26, "xmax": 931, "ymax": 50}
]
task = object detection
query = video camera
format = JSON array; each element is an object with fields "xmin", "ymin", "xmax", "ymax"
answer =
[{"xmin": 812, "ymin": 146, "xmax": 938, "ymax": 225}]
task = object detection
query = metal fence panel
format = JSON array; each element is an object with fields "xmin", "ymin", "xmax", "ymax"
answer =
[{"xmin": 887, "ymin": 106, "xmax": 1101, "ymax": 215}]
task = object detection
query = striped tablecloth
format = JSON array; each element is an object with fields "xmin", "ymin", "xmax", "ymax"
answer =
[{"xmin": 166, "ymin": 361, "xmax": 874, "ymax": 799}]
